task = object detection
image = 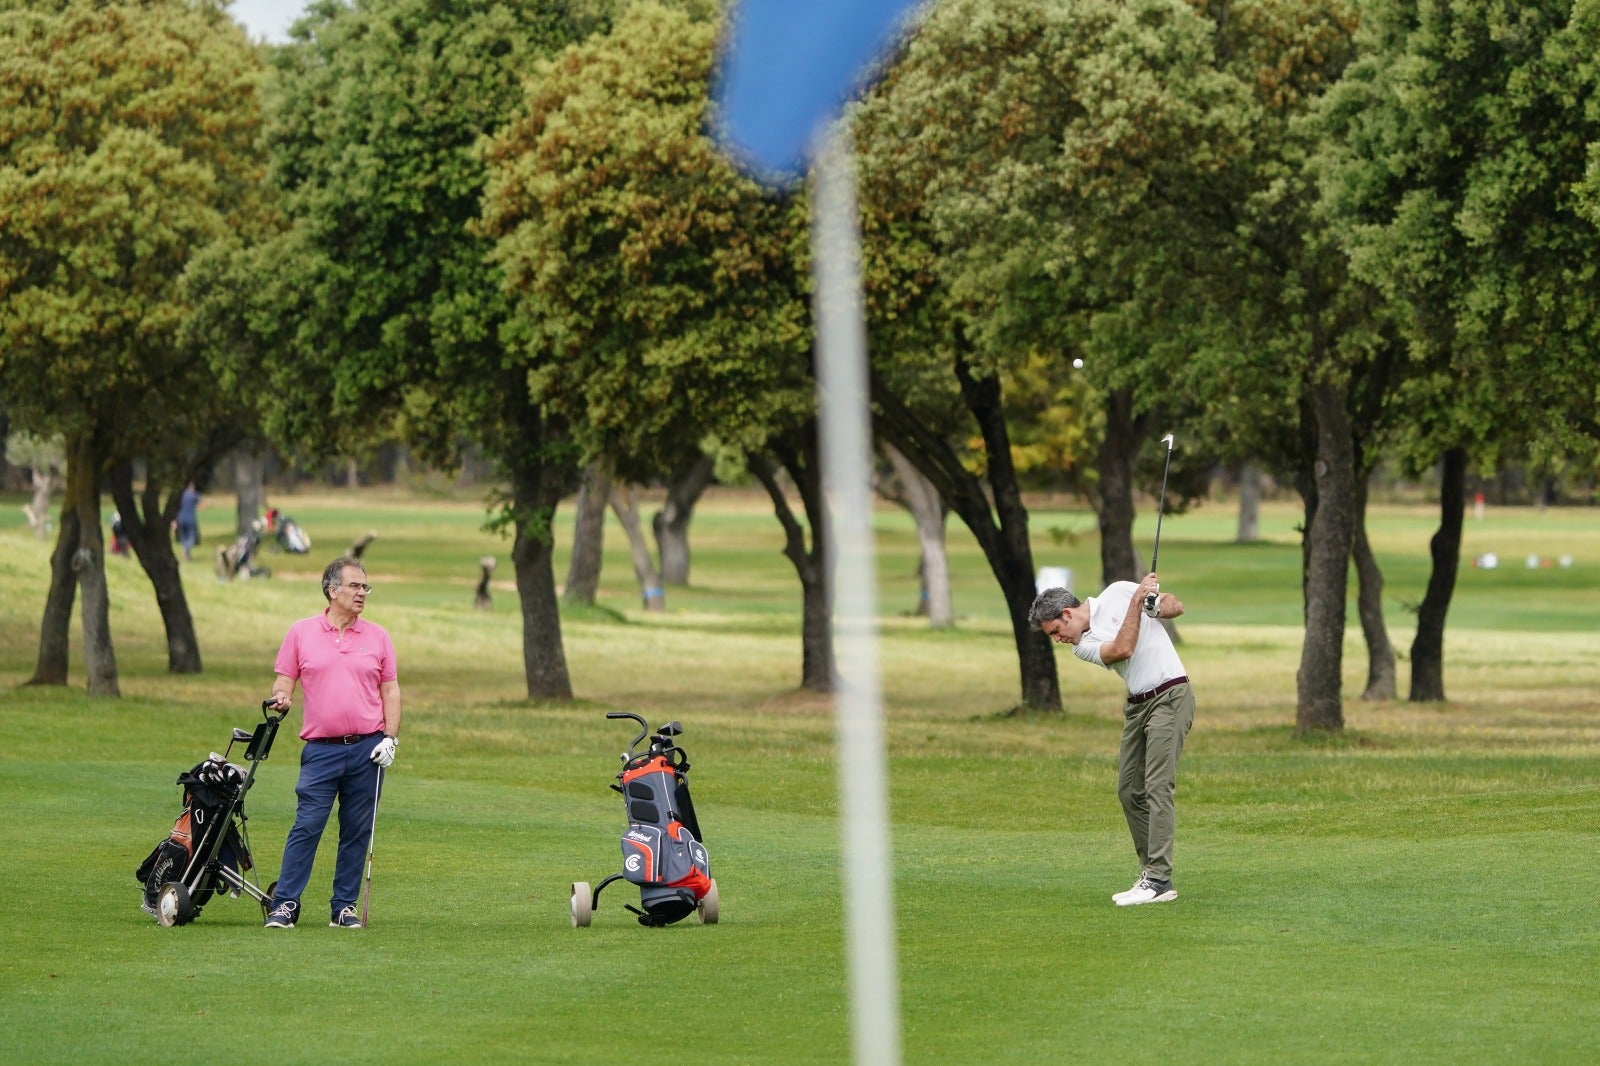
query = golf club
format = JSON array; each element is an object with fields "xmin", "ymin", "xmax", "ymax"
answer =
[
  {"xmin": 359, "ymin": 765, "xmax": 383, "ymax": 926},
  {"xmin": 1145, "ymin": 433, "xmax": 1175, "ymax": 616}
]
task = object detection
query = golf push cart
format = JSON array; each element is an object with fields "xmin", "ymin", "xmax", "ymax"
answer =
[
  {"xmin": 136, "ymin": 700, "xmax": 287, "ymax": 926},
  {"xmin": 571, "ymin": 712, "xmax": 719, "ymax": 928}
]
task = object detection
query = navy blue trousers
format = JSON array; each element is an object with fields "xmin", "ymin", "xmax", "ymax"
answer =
[{"xmin": 273, "ymin": 734, "xmax": 382, "ymax": 919}]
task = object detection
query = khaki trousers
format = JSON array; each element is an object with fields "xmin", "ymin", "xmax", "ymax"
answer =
[{"xmin": 1117, "ymin": 683, "xmax": 1195, "ymax": 883}]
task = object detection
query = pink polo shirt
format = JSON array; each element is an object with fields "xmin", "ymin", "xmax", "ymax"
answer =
[{"xmin": 274, "ymin": 612, "xmax": 398, "ymax": 740}]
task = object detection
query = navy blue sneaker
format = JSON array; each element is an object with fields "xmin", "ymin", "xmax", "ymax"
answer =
[
  {"xmin": 264, "ymin": 900, "xmax": 298, "ymax": 928},
  {"xmin": 330, "ymin": 905, "xmax": 364, "ymax": 929}
]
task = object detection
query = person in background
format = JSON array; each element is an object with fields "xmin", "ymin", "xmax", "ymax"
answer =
[
  {"xmin": 175, "ymin": 480, "xmax": 202, "ymax": 561},
  {"xmin": 263, "ymin": 556, "xmax": 402, "ymax": 930}
]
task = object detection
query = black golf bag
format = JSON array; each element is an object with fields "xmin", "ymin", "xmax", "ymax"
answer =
[
  {"xmin": 136, "ymin": 703, "xmax": 286, "ymax": 925},
  {"xmin": 137, "ymin": 760, "xmax": 248, "ymax": 914},
  {"xmin": 570, "ymin": 712, "xmax": 718, "ymax": 928}
]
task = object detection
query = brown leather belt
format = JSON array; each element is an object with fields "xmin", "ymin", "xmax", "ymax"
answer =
[
  {"xmin": 1128, "ymin": 675, "xmax": 1189, "ymax": 705},
  {"xmin": 307, "ymin": 731, "xmax": 382, "ymax": 745}
]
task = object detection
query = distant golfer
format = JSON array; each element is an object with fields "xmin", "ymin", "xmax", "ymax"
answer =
[
  {"xmin": 1030, "ymin": 571, "xmax": 1193, "ymax": 906},
  {"xmin": 263, "ymin": 556, "xmax": 401, "ymax": 929}
]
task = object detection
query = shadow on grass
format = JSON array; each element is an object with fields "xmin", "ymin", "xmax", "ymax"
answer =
[
  {"xmin": 1233, "ymin": 724, "xmax": 1395, "ymax": 751},
  {"xmin": 559, "ymin": 602, "xmax": 629, "ymax": 625},
  {"xmin": 985, "ymin": 703, "xmax": 1106, "ymax": 728}
]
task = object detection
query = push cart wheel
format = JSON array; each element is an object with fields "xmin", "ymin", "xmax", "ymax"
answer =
[
  {"xmin": 697, "ymin": 879, "xmax": 719, "ymax": 925},
  {"xmin": 570, "ymin": 882, "xmax": 592, "ymax": 928},
  {"xmin": 156, "ymin": 883, "xmax": 195, "ymax": 927},
  {"xmin": 260, "ymin": 880, "xmax": 279, "ymax": 919}
]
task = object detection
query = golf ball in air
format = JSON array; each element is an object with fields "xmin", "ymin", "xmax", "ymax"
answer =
[{"xmin": 1072, "ymin": 358, "xmax": 1084, "ymax": 369}]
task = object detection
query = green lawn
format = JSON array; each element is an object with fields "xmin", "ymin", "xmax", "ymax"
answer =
[{"xmin": 1, "ymin": 488, "xmax": 1597, "ymax": 1063}]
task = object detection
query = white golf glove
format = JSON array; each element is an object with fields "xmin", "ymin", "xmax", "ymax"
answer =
[
  {"xmin": 371, "ymin": 736, "xmax": 397, "ymax": 768},
  {"xmin": 1142, "ymin": 587, "xmax": 1161, "ymax": 618}
]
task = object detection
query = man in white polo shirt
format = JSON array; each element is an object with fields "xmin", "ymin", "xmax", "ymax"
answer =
[
  {"xmin": 263, "ymin": 556, "xmax": 402, "ymax": 929},
  {"xmin": 1030, "ymin": 571, "xmax": 1193, "ymax": 906}
]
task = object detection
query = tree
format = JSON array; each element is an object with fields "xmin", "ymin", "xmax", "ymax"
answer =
[
  {"xmin": 1315, "ymin": 0, "xmax": 1600, "ymax": 702},
  {"xmin": 194, "ymin": 0, "xmax": 603, "ymax": 700},
  {"xmin": 563, "ymin": 460, "xmax": 611, "ymax": 607},
  {"xmin": 0, "ymin": 0, "xmax": 269, "ymax": 694},
  {"xmin": 854, "ymin": 0, "xmax": 1248, "ymax": 709},
  {"xmin": 480, "ymin": 2, "xmax": 829, "ymax": 688},
  {"xmin": 652, "ymin": 452, "xmax": 715, "ymax": 586},
  {"xmin": 878, "ymin": 442, "xmax": 954, "ymax": 627}
]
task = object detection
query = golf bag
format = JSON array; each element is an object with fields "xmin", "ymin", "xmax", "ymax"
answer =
[
  {"xmin": 136, "ymin": 703, "xmax": 287, "ymax": 926},
  {"xmin": 137, "ymin": 759, "xmax": 249, "ymax": 916},
  {"xmin": 216, "ymin": 521, "xmax": 270, "ymax": 580},
  {"xmin": 570, "ymin": 712, "xmax": 718, "ymax": 929},
  {"xmin": 266, "ymin": 509, "xmax": 311, "ymax": 554}
]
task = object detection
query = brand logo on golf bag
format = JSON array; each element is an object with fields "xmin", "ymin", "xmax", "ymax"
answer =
[
  {"xmin": 625, "ymin": 854, "xmax": 642, "ymax": 873},
  {"xmin": 626, "ymin": 830, "xmax": 652, "ymax": 844}
]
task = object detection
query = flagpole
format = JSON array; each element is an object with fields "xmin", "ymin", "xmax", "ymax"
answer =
[{"xmin": 812, "ymin": 122, "xmax": 902, "ymax": 1066}]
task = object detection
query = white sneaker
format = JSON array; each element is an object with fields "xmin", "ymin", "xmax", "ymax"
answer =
[
  {"xmin": 1115, "ymin": 878, "xmax": 1177, "ymax": 906},
  {"xmin": 1110, "ymin": 878, "xmax": 1145, "ymax": 904}
]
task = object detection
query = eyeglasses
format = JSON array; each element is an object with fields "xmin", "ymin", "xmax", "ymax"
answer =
[{"xmin": 341, "ymin": 582, "xmax": 373, "ymax": 593}]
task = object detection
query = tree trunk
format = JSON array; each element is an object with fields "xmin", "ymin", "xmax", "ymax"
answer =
[
  {"xmin": 1295, "ymin": 381, "xmax": 1355, "ymax": 734},
  {"xmin": 1352, "ymin": 476, "xmax": 1395, "ymax": 701},
  {"xmin": 109, "ymin": 463, "xmax": 202, "ymax": 674},
  {"xmin": 652, "ymin": 453, "xmax": 713, "ymax": 586},
  {"xmin": 955, "ymin": 355, "xmax": 1057, "ymax": 710},
  {"xmin": 26, "ymin": 467, "xmax": 56, "ymax": 539},
  {"xmin": 563, "ymin": 459, "xmax": 609, "ymax": 606},
  {"xmin": 1096, "ymin": 390, "xmax": 1180, "ymax": 643},
  {"xmin": 27, "ymin": 499, "xmax": 80, "ymax": 687},
  {"xmin": 749, "ymin": 428, "xmax": 832, "ymax": 694},
  {"xmin": 501, "ymin": 399, "xmax": 578, "ymax": 702},
  {"xmin": 1236, "ymin": 461, "xmax": 1261, "ymax": 543},
  {"xmin": 1409, "ymin": 446, "xmax": 1467, "ymax": 702},
  {"xmin": 70, "ymin": 436, "xmax": 119, "ymax": 697},
  {"xmin": 1096, "ymin": 388, "xmax": 1142, "ymax": 587},
  {"xmin": 869, "ymin": 338, "xmax": 1058, "ymax": 710},
  {"xmin": 609, "ymin": 483, "xmax": 665, "ymax": 611},
  {"xmin": 234, "ymin": 443, "xmax": 266, "ymax": 535},
  {"xmin": 882, "ymin": 441, "xmax": 953, "ymax": 627}
]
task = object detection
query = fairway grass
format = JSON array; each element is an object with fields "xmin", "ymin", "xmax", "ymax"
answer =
[{"xmin": 2, "ymin": 490, "xmax": 1598, "ymax": 1063}]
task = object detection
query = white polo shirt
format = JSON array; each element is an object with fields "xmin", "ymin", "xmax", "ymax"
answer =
[{"xmin": 1072, "ymin": 581, "xmax": 1186, "ymax": 697}]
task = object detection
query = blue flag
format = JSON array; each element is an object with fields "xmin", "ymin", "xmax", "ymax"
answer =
[{"xmin": 716, "ymin": 0, "xmax": 925, "ymax": 181}]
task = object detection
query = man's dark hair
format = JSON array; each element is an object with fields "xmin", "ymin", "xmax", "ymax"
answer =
[
  {"xmin": 321, "ymin": 556, "xmax": 366, "ymax": 601},
  {"xmin": 1027, "ymin": 586, "xmax": 1080, "ymax": 629}
]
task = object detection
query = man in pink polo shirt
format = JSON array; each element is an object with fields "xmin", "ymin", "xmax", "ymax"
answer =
[{"xmin": 263, "ymin": 555, "xmax": 402, "ymax": 930}]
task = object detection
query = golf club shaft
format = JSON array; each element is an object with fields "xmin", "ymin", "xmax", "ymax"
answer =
[
  {"xmin": 360, "ymin": 765, "xmax": 383, "ymax": 925},
  {"xmin": 1151, "ymin": 435, "xmax": 1175, "ymax": 572}
]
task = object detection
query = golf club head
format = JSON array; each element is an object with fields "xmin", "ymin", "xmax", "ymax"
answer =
[{"xmin": 1161, "ymin": 433, "xmax": 1174, "ymax": 450}]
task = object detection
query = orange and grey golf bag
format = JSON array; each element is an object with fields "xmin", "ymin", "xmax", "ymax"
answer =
[{"xmin": 570, "ymin": 713, "xmax": 718, "ymax": 928}]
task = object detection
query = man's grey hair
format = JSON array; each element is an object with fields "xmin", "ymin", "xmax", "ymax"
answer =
[
  {"xmin": 321, "ymin": 556, "xmax": 367, "ymax": 601},
  {"xmin": 1028, "ymin": 586, "xmax": 1080, "ymax": 629}
]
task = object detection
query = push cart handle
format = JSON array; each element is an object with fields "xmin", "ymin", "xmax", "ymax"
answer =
[{"xmin": 606, "ymin": 712, "xmax": 649, "ymax": 757}]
